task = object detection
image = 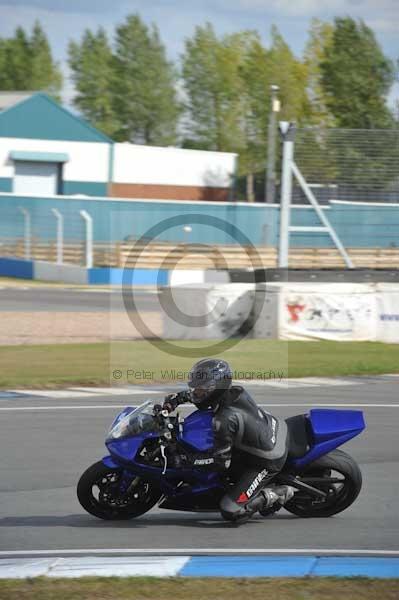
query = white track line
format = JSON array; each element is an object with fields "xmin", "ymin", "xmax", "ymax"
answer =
[
  {"xmin": 11, "ymin": 388, "xmax": 162, "ymax": 398},
  {"xmin": 0, "ymin": 404, "xmax": 128, "ymax": 411},
  {"xmin": 0, "ymin": 402, "xmax": 398, "ymax": 411},
  {"xmin": 69, "ymin": 387, "xmax": 161, "ymax": 396},
  {"xmin": 238, "ymin": 378, "xmax": 360, "ymax": 388},
  {"xmin": 1, "ymin": 548, "xmax": 399, "ymax": 557}
]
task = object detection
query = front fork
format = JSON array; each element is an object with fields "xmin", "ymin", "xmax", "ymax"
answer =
[{"xmin": 102, "ymin": 456, "xmax": 141, "ymax": 496}]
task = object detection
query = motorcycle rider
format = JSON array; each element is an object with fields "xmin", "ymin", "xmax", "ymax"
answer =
[{"xmin": 162, "ymin": 358, "xmax": 296, "ymax": 523}]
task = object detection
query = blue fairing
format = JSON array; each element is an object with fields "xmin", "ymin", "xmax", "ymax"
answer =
[
  {"xmin": 289, "ymin": 409, "xmax": 366, "ymax": 469},
  {"xmin": 180, "ymin": 409, "xmax": 214, "ymax": 451},
  {"xmin": 310, "ymin": 408, "xmax": 365, "ymax": 440},
  {"xmin": 101, "ymin": 403, "xmax": 365, "ymax": 509},
  {"xmin": 102, "ymin": 455, "xmax": 120, "ymax": 469}
]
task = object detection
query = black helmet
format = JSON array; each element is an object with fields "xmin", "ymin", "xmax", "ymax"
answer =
[{"xmin": 188, "ymin": 358, "xmax": 233, "ymax": 409}]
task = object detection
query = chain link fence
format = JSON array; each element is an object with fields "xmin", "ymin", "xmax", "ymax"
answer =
[
  {"xmin": 292, "ymin": 127, "xmax": 399, "ymax": 205},
  {"xmin": 235, "ymin": 126, "xmax": 399, "ymax": 205}
]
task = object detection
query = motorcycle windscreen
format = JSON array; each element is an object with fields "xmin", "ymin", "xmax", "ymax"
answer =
[
  {"xmin": 309, "ymin": 409, "xmax": 366, "ymax": 442},
  {"xmin": 180, "ymin": 409, "xmax": 214, "ymax": 451}
]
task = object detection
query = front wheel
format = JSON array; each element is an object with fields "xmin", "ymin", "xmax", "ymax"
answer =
[
  {"xmin": 284, "ymin": 449, "xmax": 362, "ymax": 518},
  {"xmin": 77, "ymin": 461, "xmax": 161, "ymax": 520}
]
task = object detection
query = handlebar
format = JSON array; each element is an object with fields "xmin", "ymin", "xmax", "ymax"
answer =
[{"xmin": 152, "ymin": 404, "xmax": 175, "ymax": 438}]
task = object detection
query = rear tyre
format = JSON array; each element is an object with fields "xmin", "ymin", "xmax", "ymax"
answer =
[
  {"xmin": 77, "ymin": 461, "xmax": 161, "ymax": 520},
  {"xmin": 284, "ymin": 449, "xmax": 362, "ymax": 518}
]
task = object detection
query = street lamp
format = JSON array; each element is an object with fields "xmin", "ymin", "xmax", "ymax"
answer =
[
  {"xmin": 265, "ymin": 84, "xmax": 280, "ymax": 204},
  {"xmin": 183, "ymin": 225, "xmax": 192, "ymax": 244}
]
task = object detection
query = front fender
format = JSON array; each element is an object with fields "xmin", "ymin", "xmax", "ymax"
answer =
[{"xmin": 102, "ymin": 455, "xmax": 122, "ymax": 469}]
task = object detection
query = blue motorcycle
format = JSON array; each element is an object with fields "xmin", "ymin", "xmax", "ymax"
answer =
[{"xmin": 77, "ymin": 400, "xmax": 366, "ymax": 520}]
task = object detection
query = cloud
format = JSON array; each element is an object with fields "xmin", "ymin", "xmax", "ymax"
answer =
[{"xmin": 0, "ymin": 0, "xmax": 122, "ymax": 14}]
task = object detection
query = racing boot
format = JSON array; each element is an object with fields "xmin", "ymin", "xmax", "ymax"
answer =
[
  {"xmin": 244, "ymin": 488, "xmax": 280, "ymax": 518},
  {"xmin": 258, "ymin": 485, "xmax": 296, "ymax": 516},
  {"xmin": 273, "ymin": 485, "xmax": 296, "ymax": 505},
  {"xmin": 222, "ymin": 488, "xmax": 280, "ymax": 525}
]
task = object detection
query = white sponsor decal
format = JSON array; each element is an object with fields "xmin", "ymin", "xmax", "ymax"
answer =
[
  {"xmin": 271, "ymin": 417, "xmax": 277, "ymax": 445},
  {"xmin": 246, "ymin": 468, "xmax": 268, "ymax": 498},
  {"xmin": 194, "ymin": 458, "xmax": 214, "ymax": 465}
]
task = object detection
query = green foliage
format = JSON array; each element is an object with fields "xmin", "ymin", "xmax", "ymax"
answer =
[
  {"xmin": 268, "ymin": 26, "xmax": 310, "ymax": 124},
  {"xmin": 112, "ymin": 14, "xmax": 180, "ymax": 144},
  {"xmin": 304, "ymin": 18, "xmax": 336, "ymax": 127},
  {"xmin": 69, "ymin": 28, "xmax": 117, "ymax": 137},
  {"xmin": 0, "ymin": 22, "xmax": 62, "ymax": 98},
  {"xmin": 182, "ymin": 23, "xmax": 250, "ymax": 153},
  {"xmin": 182, "ymin": 24, "xmax": 310, "ymax": 199},
  {"xmin": 320, "ymin": 17, "xmax": 394, "ymax": 128},
  {"xmin": 69, "ymin": 14, "xmax": 180, "ymax": 144},
  {"xmin": 30, "ymin": 22, "xmax": 62, "ymax": 98}
]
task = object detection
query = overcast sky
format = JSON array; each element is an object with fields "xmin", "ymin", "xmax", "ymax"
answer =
[{"xmin": 0, "ymin": 0, "xmax": 398, "ymax": 106}]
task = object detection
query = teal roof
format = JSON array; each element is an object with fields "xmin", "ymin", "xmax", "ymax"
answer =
[
  {"xmin": 0, "ymin": 93, "xmax": 112, "ymax": 143},
  {"xmin": 10, "ymin": 150, "xmax": 69, "ymax": 162}
]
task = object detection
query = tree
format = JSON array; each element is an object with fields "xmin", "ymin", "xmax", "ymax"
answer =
[
  {"xmin": 29, "ymin": 21, "xmax": 62, "ymax": 99},
  {"xmin": 267, "ymin": 26, "xmax": 310, "ymax": 123},
  {"xmin": 182, "ymin": 24, "xmax": 248, "ymax": 152},
  {"xmin": 183, "ymin": 23, "xmax": 266, "ymax": 201},
  {"xmin": 69, "ymin": 28, "xmax": 117, "ymax": 136},
  {"xmin": 238, "ymin": 27, "xmax": 309, "ymax": 200},
  {"xmin": 182, "ymin": 24, "xmax": 310, "ymax": 201},
  {"xmin": 304, "ymin": 18, "xmax": 335, "ymax": 127},
  {"xmin": 238, "ymin": 35, "xmax": 274, "ymax": 201},
  {"xmin": 112, "ymin": 14, "xmax": 180, "ymax": 144},
  {"xmin": 0, "ymin": 23, "xmax": 62, "ymax": 97},
  {"xmin": 320, "ymin": 17, "xmax": 394, "ymax": 129},
  {"xmin": 0, "ymin": 27, "xmax": 31, "ymax": 90}
]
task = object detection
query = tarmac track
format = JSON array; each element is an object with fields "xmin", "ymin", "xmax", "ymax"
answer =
[
  {"xmin": 0, "ymin": 287, "xmax": 159, "ymax": 312},
  {"xmin": 0, "ymin": 378, "xmax": 398, "ymax": 555}
]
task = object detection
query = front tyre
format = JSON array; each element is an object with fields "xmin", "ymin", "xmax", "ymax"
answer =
[
  {"xmin": 77, "ymin": 461, "xmax": 161, "ymax": 520},
  {"xmin": 285, "ymin": 449, "xmax": 362, "ymax": 518}
]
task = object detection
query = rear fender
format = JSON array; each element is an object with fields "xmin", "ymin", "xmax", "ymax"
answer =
[{"xmin": 289, "ymin": 409, "xmax": 366, "ymax": 470}]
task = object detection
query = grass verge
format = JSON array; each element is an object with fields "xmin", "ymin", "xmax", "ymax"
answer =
[
  {"xmin": 0, "ymin": 577, "xmax": 398, "ymax": 600},
  {"xmin": 0, "ymin": 339, "xmax": 399, "ymax": 389}
]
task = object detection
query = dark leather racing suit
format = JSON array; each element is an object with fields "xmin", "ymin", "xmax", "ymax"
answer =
[{"xmin": 168, "ymin": 385, "xmax": 290, "ymax": 521}]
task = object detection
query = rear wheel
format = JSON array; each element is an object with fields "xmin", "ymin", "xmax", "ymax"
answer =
[
  {"xmin": 284, "ymin": 449, "xmax": 362, "ymax": 518},
  {"xmin": 77, "ymin": 461, "xmax": 161, "ymax": 520}
]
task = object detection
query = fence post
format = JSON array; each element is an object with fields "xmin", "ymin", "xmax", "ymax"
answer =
[
  {"xmin": 51, "ymin": 208, "xmax": 63, "ymax": 265},
  {"xmin": 18, "ymin": 207, "xmax": 31, "ymax": 260},
  {"xmin": 278, "ymin": 122, "xmax": 295, "ymax": 268},
  {"xmin": 79, "ymin": 210, "xmax": 93, "ymax": 268}
]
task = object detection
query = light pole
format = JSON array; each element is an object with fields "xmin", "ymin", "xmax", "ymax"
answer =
[
  {"xmin": 183, "ymin": 225, "xmax": 192, "ymax": 245},
  {"xmin": 265, "ymin": 84, "xmax": 280, "ymax": 204}
]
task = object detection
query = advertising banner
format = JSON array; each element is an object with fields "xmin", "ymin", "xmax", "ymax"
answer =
[
  {"xmin": 279, "ymin": 283, "xmax": 377, "ymax": 341},
  {"xmin": 376, "ymin": 283, "xmax": 399, "ymax": 343}
]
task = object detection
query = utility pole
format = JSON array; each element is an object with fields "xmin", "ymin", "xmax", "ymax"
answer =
[
  {"xmin": 278, "ymin": 121, "xmax": 295, "ymax": 268},
  {"xmin": 265, "ymin": 85, "xmax": 280, "ymax": 204}
]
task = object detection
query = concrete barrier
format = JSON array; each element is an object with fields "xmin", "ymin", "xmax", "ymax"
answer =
[
  {"xmin": 0, "ymin": 257, "xmax": 33, "ymax": 279},
  {"xmin": 169, "ymin": 269, "xmax": 230, "ymax": 286},
  {"xmin": 34, "ymin": 261, "xmax": 88, "ymax": 284},
  {"xmin": 161, "ymin": 283, "xmax": 255, "ymax": 339},
  {"xmin": 162, "ymin": 281, "xmax": 399, "ymax": 343}
]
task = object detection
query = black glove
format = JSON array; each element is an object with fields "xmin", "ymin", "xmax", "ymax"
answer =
[{"xmin": 163, "ymin": 390, "xmax": 191, "ymax": 413}]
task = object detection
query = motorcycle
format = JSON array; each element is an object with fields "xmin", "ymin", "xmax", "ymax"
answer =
[{"xmin": 77, "ymin": 399, "xmax": 366, "ymax": 520}]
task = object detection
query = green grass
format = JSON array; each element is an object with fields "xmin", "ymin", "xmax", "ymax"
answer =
[
  {"xmin": 0, "ymin": 339, "xmax": 399, "ymax": 389},
  {"xmin": 0, "ymin": 577, "xmax": 398, "ymax": 600}
]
